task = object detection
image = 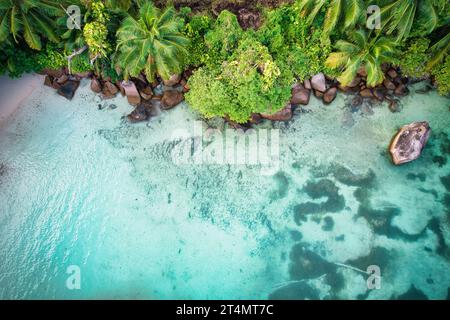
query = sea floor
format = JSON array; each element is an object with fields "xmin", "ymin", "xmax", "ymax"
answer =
[{"xmin": 0, "ymin": 78, "xmax": 449, "ymax": 299}]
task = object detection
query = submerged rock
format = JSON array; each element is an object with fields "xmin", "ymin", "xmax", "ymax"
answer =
[
  {"xmin": 394, "ymin": 83, "xmax": 409, "ymax": 97},
  {"xmin": 161, "ymin": 90, "xmax": 184, "ymax": 109},
  {"xmin": 261, "ymin": 104, "xmax": 293, "ymax": 121},
  {"xmin": 57, "ymin": 80, "xmax": 79, "ymax": 100},
  {"xmin": 389, "ymin": 121, "xmax": 431, "ymax": 165},
  {"xmin": 341, "ymin": 109, "xmax": 355, "ymax": 128},
  {"xmin": 127, "ymin": 101, "xmax": 153, "ymax": 123},
  {"xmin": 388, "ymin": 99, "xmax": 402, "ymax": 113},
  {"xmin": 291, "ymin": 84, "xmax": 310, "ymax": 105}
]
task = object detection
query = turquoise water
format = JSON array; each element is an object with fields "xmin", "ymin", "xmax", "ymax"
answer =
[{"xmin": 0, "ymin": 78, "xmax": 449, "ymax": 299}]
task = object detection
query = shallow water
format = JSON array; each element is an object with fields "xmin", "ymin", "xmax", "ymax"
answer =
[{"xmin": 0, "ymin": 78, "xmax": 449, "ymax": 299}]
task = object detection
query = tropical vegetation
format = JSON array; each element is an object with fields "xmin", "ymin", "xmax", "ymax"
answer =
[{"xmin": 0, "ymin": 0, "xmax": 448, "ymax": 122}]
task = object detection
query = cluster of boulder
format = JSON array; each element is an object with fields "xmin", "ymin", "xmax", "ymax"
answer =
[
  {"xmin": 41, "ymin": 67, "xmax": 190, "ymax": 123},
  {"xmin": 42, "ymin": 63, "xmax": 412, "ymax": 128},
  {"xmin": 118, "ymin": 72, "xmax": 189, "ymax": 122},
  {"xmin": 42, "ymin": 68, "xmax": 89, "ymax": 100},
  {"xmin": 249, "ymin": 65, "xmax": 411, "ymax": 125}
]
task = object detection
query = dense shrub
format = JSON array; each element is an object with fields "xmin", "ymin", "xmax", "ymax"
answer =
[
  {"xmin": 182, "ymin": 10, "xmax": 214, "ymax": 68},
  {"xmin": 432, "ymin": 55, "xmax": 450, "ymax": 96},
  {"xmin": 398, "ymin": 38, "xmax": 431, "ymax": 78},
  {"xmin": 1, "ymin": 44, "xmax": 66, "ymax": 78},
  {"xmin": 186, "ymin": 34, "xmax": 291, "ymax": 123},
  {"xmin": 204, "ymin": 10, "xmax": 243, "ymax": 65}
]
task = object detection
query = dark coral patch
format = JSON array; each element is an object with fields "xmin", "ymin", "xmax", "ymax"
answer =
[
  {"xmin": 332, "ymin": 165, "xmax": 376, "ymax": 188},
  {"xmin": 303, "ymin": 179, "xmax": 338, "ymax": 199},
  {"xmin": 432, "ymin": 155, "xmax": 447, "ymax": 167},
  {"xmin": 431, "ymin": 156, "xmax": 447, "ymax": 168},
  {"xmin": 270, "ymin": 171, "xmax": 289, "ymax": 200},
  {"xmin": 324, "ymin": 272, "xmax": 345, "ymax": 299},
  {"xmin": 394, "ymin": 285, "xmax": 429, "ymax": 300},
  {"xmin": 289, "ymin": 230, "xmax": 303, "ymax": 241},
  {"xmin": 406, "ymin": 172, "xmax": 426, "ymax": 182},
  {"xmin": 357, "ymin": 204, "xmax": 401, "ymax": 237},
  {"xmin": 427, "ymin": 217, "xmax": 449, "ymax": 257},
  {"xmin": 440, "ymin": 174, "xmax": 450, "ymax": 192},
  {"xmin": 345, "ymin": 247, "xmax": 392, "ymax": 274},
  {"xmin": 293, "ymin": 179, "xmax": 345, "ymax": 224},
  {"xmin": 418, "ymin": 188, "xmax": 438, "ymax": 198},
  {"xmin": 269, "ymin": 282, "xmax": 319, "ymax": 300},
  {"xmin": 354, "ymin": 187, "xmax": 371, "ymax": 204},
  {"xmin": 289, "ymin": 243, "xmax": 336, "ymax": 280},
  {"xmin": 322, "ymin": 216, "xmax": 335, "ymax": 231}
]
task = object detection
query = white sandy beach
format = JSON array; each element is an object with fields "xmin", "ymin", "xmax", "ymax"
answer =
[{"xmin": 0, "ymin": 74, "xmax": 43, "ymax": 128}]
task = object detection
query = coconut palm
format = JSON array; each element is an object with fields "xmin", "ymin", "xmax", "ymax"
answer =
[
  {"xmin": 297, "ymin": 0, "xmax": 365, "ymax": 34},
  {"xmin": 380, "ymin": 0, "xmax": 447, "ymax": 42},
  {"xmin": 0, "ymin": 0, "xmax": 64, "ymax": 50},
  {"xmin": 115, "ymin": 2, "xmax": 189, "ymax": 82},
  {"xmin": 325, "ymin": 29, "xmax": 399, "ymax": 87},
  {"xmin": 426, "ymin": 31, "xmax": 450, "ymax": 70}
]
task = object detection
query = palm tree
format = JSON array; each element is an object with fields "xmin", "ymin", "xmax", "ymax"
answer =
[
  {"xmin": 325, "ymin": 29, "xmax": 399, "ymax": 87},
  {"xmin": 426, "ymin": 31, "xmax": 450, "ymax": 70},
  {"xmin": 115, "ymin": 2, "xmax": 189, "ymax": 82},
  {"xmin": 380, "ymin": 0, "xmax": 447, "ymax": 42},
  {"xmin": 0, "ymin": 0, "xmax": 64, "ymax": 50},
  {"xmin": 297, "ymin": 0, "xmax": 365, "ymax": 34}
]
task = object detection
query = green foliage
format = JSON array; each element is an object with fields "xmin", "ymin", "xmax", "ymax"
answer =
[
  {"xmin": 182, "ymin": 13, "xmax": 213, "ymax": 67},
  {"xmin": 204, "ymin": 10, "xmax": 243, "ymax": 65},
  {"xmin": 431, "ymin": 55, "xmax": 450, "ymax": 96},
  {"xmin": 380, "ymin": 0, "xmax": 447, "ymax": 41},
  {"xmin": 297, "ymin": 0, "xmax": 365, "ymax": 35},
  {"xmin": 71, "ymin": 52, "xmax": 92, "ymax": 74},
  {"xmin": 326, "ymin": 30, "xmax": 399, "ymax": 87},
  {"xmin": 185, "ymin": 67, "xmax": 235, "ymax": 120},
  {"xmin": 116, "ymin": 2, "xmax": 189, "ymax": 81},
  {"xmin": 83, "ymin": 1, "xmax": 111, "ymax": 59},
  {"xmin": 0, "ymin": 0, "xmax": 64, "ymax": 50},
  {"xmin": 398, "ymin": 38, "xmax": 430, "ymax": 78},
  {"xmin": 0, "ymin": 43, "xmax": 66, "ymax": 78},
  {"xmin": 257, "ymin": 4, "xmax": 332, "ymax": 81},
  {"xmin": 187, "ymin": 35, "xmax": 291, "ymax": 123}
]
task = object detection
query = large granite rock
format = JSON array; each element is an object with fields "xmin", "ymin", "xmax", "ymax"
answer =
[
  {"xmin": 311, "ymin": 73, "xmax": 327, "ymax": 92},
  {"xmin": 121, "ymin": 81, "xmax": 141, "ymax": 106},
  {"xmin": 57, "ymin": 80, "xmax": 80, "ymax": 100},
  {"xmin": 389, "ymin": 121, "xmax": 431, "ymax": 165},
  {"xmin": 291, "ymin": 84, "xmax": 310, "ymax": 105},
  {"xmin": 161, "ymin": 90, "xmax": 184, "ymax": 109},
  {"xmin": 323, "ymin": 87, "xmax": 337, "ymax": 104},
  {"xmin": 90, "ymin": 78, "xmax": 102, "ymax": 93},
  {"xmin": 260, "ymin": 104, "xmax": 293, "ymax": 121}
]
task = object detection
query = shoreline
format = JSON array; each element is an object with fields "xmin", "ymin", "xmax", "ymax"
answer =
[{"xmin": 0, "ymin": 74, "xmax": 43, "ymax": 128}]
